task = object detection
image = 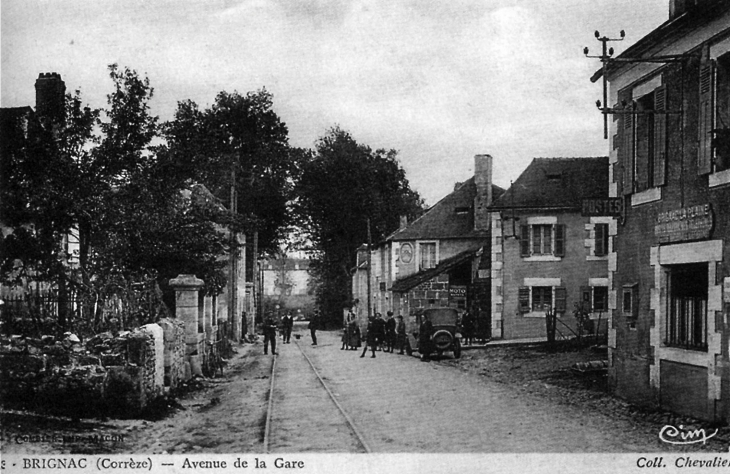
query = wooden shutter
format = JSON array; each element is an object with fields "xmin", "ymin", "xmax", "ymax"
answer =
[
  {"xmin": 698, "ymin": 44, "xmax": 715, "ymax": 175},
  {"xmin": 580, "ymin": 286, "xmax": 592, "ymax": 311},
  {"xmin": 518, "ymin": 287, "xmax": 530, "ymax": 313},
  {"xmin": 520, "ymin": 225, "xmax": 530, "ymax": 257},
  {"xmin": 653, "ymin": 85, "xmax": 667, "ymax": 186},
  {"xmin": 554, "ymin": 224, "xmax": 566, "ymax": 257},
  {"xmin": 594, "ymin": 224, "xmax": 606, "ymax": 256},
  {"xmin": 554, "ymin": 287, "xmax": 567, "ymax": 313},
  {"xmin": 616, "ymin": 89, "xmax": 634, "ymax": 195}
]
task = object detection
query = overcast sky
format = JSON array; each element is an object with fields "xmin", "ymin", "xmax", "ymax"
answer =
[{"xmin": 1, "ymin": 0, "xmax": 668, "ymax": 205}]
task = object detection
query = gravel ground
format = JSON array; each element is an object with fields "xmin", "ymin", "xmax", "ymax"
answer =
[{"xmin": 2, "ymin": 330, "xmax": 730, "ymax": 454}]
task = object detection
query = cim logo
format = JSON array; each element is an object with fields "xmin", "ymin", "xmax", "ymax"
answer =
[{"xmin": 659, "ymin": 424, "xmax": 718, "ymax": 445}]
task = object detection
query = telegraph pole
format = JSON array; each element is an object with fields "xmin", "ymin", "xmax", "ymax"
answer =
[
  {"xmin": 367, "ymin": 218, "xmax": 373, "ymax": 319},
  {"xmin": 229, "ymin": 155, "xmax": 238, "ymax": 339}
]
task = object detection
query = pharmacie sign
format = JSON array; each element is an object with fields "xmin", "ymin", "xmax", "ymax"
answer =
[{"xmin": 655, "ymin": 204, "xmax": 713, "ymax": 244}]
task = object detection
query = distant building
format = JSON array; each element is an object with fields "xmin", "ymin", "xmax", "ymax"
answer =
[
  {"xmin": 599, "ymin": 0, "xmax": 730, "ymax": 421},
  {"xmin": 261, "ymin": 257, "xmax": 314, "ymax": 316},
  {"xmin": 489, "ymin": 157, "xmax": 612, "ymax": 340},
  {"xmin": 352, "ymin": 154, "xmax": 504, "ymax": 338}
]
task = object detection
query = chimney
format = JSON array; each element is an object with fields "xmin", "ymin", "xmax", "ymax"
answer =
[
  {"xmin": 473, "ymin": 154, "xmax": 493, "ymax": 231},
  {"xmin": 35, "ymin": 72, "xmax": 66, "ymax": 124},
  {"xmin": 669, "ymin": 0, "xmax": 706, "ymax": 20},
  {"xmin": 399, "ymin": 215, "xmax": 408, "ymax": 230}
]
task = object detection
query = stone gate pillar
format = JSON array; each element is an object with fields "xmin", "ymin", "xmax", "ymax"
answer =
[{"xmin": 169, "ymin": 274, "xmax": 204, "ymax": 377}]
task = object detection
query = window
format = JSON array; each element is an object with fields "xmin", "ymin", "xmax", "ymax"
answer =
[
  {"xmin": 580, "ymin": 286, "xmax": 608, "ymax": 312},
  {"xmin": 622, "ymin": 283, "xmax": 638, "ymax": 328},
  {"xmin": 594, "ymin": 223, "xmax": 609, "ymax": 257},
  {"xmin": 520, "ymin": 224, "xmax": 565, "ymax": 258},
  {"xmin": 618, "ymin": 79, "xmax": 667, "ymax": 195},
  {"xmin": 665, "ymin": 263, "xmax": 708, "ymax": 351},
  {"xmin": 518, "ymin": 286, "xmax": 567, "ymax": 315},
  {"xmin": 532, "ymin": 286, "xmax": 552, "ymax": 312},
  {"xmin": 419, "ymin": 242, "xmax": 437, "ymax": 270},
  {"xmin": 593, "ymin": 286, "xmax": 608, "ymax": 312}
]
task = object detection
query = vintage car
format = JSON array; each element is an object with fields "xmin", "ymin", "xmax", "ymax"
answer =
[{"xmin": 405, "ymin": 307, "xmax": 461, "ymax": 359}]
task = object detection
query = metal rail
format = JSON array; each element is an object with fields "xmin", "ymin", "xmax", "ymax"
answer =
[{"xmin": 262, "ymin": 339, "xmax": 371, "ymax": 454}]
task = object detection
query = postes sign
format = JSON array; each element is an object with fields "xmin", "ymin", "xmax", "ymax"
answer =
[
  {"xmin": 581, "ymin": 198, "xmax": 623, "ymax": 217},
  {"xmin": 655, "ymin": 204, "xmax": 714, "ymax": 244}
]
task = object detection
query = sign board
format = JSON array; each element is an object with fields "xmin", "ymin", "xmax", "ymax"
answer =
[
  {"xmin": 655, "ymin": 204, "xmax": 713, "ymax": 244},
  {"xmin": 449, "ymin": 286, "xmax": 467, "ymax": 298},
  {"xmin": 581, "ymin": 198, "xmax": 624, "ymax": 217}
]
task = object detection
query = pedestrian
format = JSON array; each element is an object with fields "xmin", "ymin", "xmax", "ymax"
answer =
[
  {"xmin": 360, "ymin": 316, "xmax": 377, "ymax": 358},
  {"xmin": 263, "ymin": 313, "xmax": 278, "ymax": 355},
  {"xmin": 396, "ymin": 315, "xmax": 407, "ymax": 354},
  {"xmin": 282, "ymin": 312, "xmax": 293, "ymax": 344},
  {"xmin": 418, "ymin": 313, "xmax": 434, "ymax": 361},
  {"xmin": 461, "ymin": 310, "xmax": 475, "ymax": 346},
  {"xmin": 385, "ymin": 311, "xmax": 396, "ymax": 353},
  {"xmin": 374, "ymin": 313, "xmax": 386, "ymax": 351},
  {"xmin": 309, "ymin": 310, "xmax": 320, "ymax": 345},
  {"xmin": 349, "ymin": 318, "xmax": 361, "ymax": 350}
]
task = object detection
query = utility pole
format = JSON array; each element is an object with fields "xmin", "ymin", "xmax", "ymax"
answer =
[
  {"xmin": 367, "ymin": 218, "xmax": 372, "ymax": 319},
  {"xmin": 252, "ymin": 230, "xmax": 259, "ymax": 335},
  {"xmin": 229, "ymin": 154, "xmax": 238, "ymax": 340}
]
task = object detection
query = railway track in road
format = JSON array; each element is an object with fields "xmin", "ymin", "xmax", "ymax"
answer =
[{"xmin": 262, "ymin": 338, "xmax": 371, "ymax": 453}]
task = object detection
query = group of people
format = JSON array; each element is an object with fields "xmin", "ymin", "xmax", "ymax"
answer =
[
  {"xmin": 342, "ymin": 311, "xmax": 407, "ymax": 358},
  {"xmin": 261, "ymin": 309, "xmax": 321, "ymax": 355}
]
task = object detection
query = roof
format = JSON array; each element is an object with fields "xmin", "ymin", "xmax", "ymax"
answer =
[
  {"xmin": 592, "ymin": 1, "xmax": 730, "ymax": 83},
  {"xmin": 490, "ymin": 157, "xmax": 609, "ymax": 211},
  {"xmin": 387, "ymin": 178, "xmax": 504, "ymax": 241},
  {"xmin": 390, "ymin": 246, "xmax": 481, "ymax": 293}
]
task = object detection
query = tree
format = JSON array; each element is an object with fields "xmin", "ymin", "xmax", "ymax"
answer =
[
  {"xmin": 1, "ymin": 65, "xmax": 231, "ymax": 332},
  {"xmin": 295, "ymin": 127, "xmax": 424, "ymax": 326},
  {"xmin": 162, "ymin": 89, "xmax": 296, "ymax": 260}
]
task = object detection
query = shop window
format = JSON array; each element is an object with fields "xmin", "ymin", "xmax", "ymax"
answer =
[
  {"xmin": 520, "ymin": 224, "xmax": 566, "ymax": 258},
  {"xmin": 594, "ymin": 223, "xmax": 609, "ymax": 257},
  {"xmin": 665, "ymin": 263, "xmax": 708, "ymax": 351}
]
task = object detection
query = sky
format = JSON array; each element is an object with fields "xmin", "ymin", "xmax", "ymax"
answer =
[{"xmin": 1, "ymin": 0, "xmax": 669, "ymax": 206}]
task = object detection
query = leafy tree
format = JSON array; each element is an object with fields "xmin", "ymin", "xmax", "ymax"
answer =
[
  {"xmin": 295, "ymin": 127, "xmax": 424, "ymax": 326},
  {"xmin": 1, "ymin": 65, "xmax": 231, "ymax": 332},
  {"xmin": 162, "ymin": 89, "xmax": 296, "ymax": 262}
]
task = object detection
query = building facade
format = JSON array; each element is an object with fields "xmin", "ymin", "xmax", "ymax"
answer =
[
  {"xmin": 489, "ymin": 158, "xmax": 613, "ymax": 340},
  {"xmin": 603, "ymin": 0, "xmax": 730, "ymax": 421},
  {"xmin": 351, "ymin": 154, "xmax": 503, "ymax": 338}
]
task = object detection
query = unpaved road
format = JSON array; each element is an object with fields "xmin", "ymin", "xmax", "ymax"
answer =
[{"xmin": 2, "ymin": 327, "xmax": 726, "ymax": 454}]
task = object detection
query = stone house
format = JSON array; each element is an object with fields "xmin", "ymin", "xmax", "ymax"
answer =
[
  {"xmin": 597, "ymin": 0, "xmax": 730, "ymax": 421},
  {"xmin": 351, "ymin": 154, "xmax": 504, "ymax": 339},
  {"xmin": 489, "ymin": 157, "xmax": 612, "ymax": 340}
]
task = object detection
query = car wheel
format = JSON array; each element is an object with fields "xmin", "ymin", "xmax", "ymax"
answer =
[{"xmin": 453, "ymin": 339, "xmax": 461, "ymax": 359}]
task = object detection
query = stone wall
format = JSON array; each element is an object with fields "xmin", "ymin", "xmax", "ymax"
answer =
[
  {"xmin": 0, "ymin": 322, "xmax": 183, "ymax": 418},
  {"xmin": 158, "ymin": 318, "xmax": 186, "ymax": 390}
]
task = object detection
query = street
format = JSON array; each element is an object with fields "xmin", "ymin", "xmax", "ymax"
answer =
[{"xmin": 4, "ymin": 325, "xmax": 728, "ymax": 454}]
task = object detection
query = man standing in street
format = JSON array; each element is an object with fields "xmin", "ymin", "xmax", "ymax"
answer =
[
  {"xmin": 360, "ymin": 315, "xmax": 377, "ymax": 358},
  {"xmin": 263, "ymin": 313, "xmax": 278, "ymax": 355},
  {"xmin": 418, "ymin": 313, "xmax": 434, "ymax": 361},
  {"xmin": 281, "ymin": 312, "xmax": 293, "ymax": 344},
  {"xmin": 309, "ymin": 310, "xmax": 320, "ymax": 345},
  {"xmin": 385, "ymin": 311, "xmax": 396, "ymax": 353},
  {"xmin": 396, "ymin": 315, "xmax": 407, "ymax": 355}
]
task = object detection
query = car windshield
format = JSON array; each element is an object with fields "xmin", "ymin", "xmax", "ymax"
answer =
[{"xmin": 424, "ymin": 309, "xmax": 457, "ymax": 326}]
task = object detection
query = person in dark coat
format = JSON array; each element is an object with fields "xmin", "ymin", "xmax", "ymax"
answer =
[
  {"xmin": 360, "ymin": 316, "xmax": 377, "ymax": 358},
  {"xmin": 418, "ymin": 313, "xmax": 434, "ymax": 361},
  {"xmin": 396, "ymin": 315, "xmax": 407, "ymax": 354},
  {"xmin": 263, "ymin": 313, "xmax": 278, "ymax": 355},
  {"xmin": 373, "ymin": 313, "xmax": 386, "ymax": 351},
  {"xmin": 309, "ymin": 310, "xmax": 320, "ymax": 345},
  {"xmin": 461, "ymin": 311, "xmax": 475, "ymax": 346},
  {"xmin": 281, "ymin": 312, "xmax": 293, "ymax": 344},
  {"xmin": 349, "ymin": 319, "xmax": 361, "ymax": 349},
  {"xmin": 385, "ymin": 311, "xmax": 396, "ymax": 353}
]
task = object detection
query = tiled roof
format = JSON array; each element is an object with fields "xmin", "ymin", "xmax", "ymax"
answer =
[
  {"xmin": 390, "ymin": 246, "xmax": 481, "ymax": 293},
  {"xmin": 388, "ymin": 178, "xmax": 504, "ymax": 241},
  {"xmin": 490, "ymin": 157, "xmax": 608, "ymax": 211}
]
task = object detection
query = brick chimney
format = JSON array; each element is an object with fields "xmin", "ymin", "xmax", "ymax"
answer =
[
  {"xmin": 669, "ymin": 0, "xmax": 709, "ymax": 20},
  {"xmin": 35, "ymin": 72, "xmax": 66, "ymax": 124},
  {"xmin": 399, "ymin": 215, "xmax": 408, "ymax": 230},
  {"xmin": 473, "ymin": 154, "xmax": 493, "ymax": 231}
]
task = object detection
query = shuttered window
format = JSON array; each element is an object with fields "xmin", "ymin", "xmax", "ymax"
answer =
[
  {"xmin": 554, "ymin": 287, "xmax": 567, "ymax": 312},
  {"xmin": 520, "ymin": 225, "xmax": 530, "ymax": 257},
  {"xmin": 554, "ymin": 224, "xmax": 566, "ymax": 257},
  {"xmin": 518, "ymin": 287, "xmax": 530, "ymax": 313},
  {"xmin": 520, "ymin": 223, "xmax": 564, "ymax": 258}
]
